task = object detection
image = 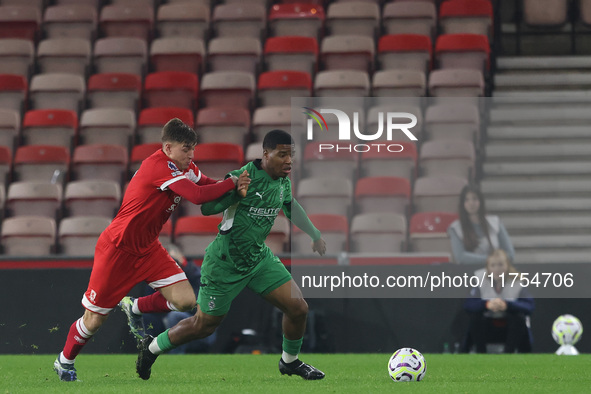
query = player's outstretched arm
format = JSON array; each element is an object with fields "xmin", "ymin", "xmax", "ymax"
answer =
[
  {"xmin": 168, "ymin": 177, "xmax": 235, "ymax": 205},
  {"xmin": 201, "ymin": 171, "xmax": 250, "ymax": 215},
  {"xmin": 236, "ymin": 170, "xmax": 250, "ymax": 198},
  {"xmin": 283, "ymin": 198, "xmax": 323, "ymax": 253}
]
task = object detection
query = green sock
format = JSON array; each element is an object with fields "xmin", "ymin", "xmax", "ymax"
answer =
[
  {"xmin": 282, "ymin": 335, "xmax": 303, "ymax": 356},
  {"xmin": 155, "ymin": 329, "xmax": 176, "ymax": 353}
]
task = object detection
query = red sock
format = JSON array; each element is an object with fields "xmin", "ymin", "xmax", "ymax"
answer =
[
  {"xmin": 137, "ymin": 292, "xmax": 173, "ymax": 313},
  {"xmin": 62, "ymin": 318, "xmax": 94, "ymax": 361}
]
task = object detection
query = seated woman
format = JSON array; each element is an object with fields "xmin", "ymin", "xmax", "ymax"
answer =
[{"xmin": 464, "ymin": 249, "xmax": 534, "ymax": 353}]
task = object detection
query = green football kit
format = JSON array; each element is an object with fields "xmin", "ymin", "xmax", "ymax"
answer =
[{"xmin": 197, "ymin": 159, "xmax": 321, "ymax": 316}]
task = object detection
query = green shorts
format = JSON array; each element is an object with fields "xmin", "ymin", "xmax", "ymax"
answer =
[{"xmin": 197, "ymin": 240, "xmax": 292, "ymax": 316}]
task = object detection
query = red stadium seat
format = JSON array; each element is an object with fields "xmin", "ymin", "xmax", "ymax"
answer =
[
  {"xmin": 174, "ymin": 216, "xmax": 222, "ymax": 256},
  {"xmin": 99, "ymin": 4, "xmax": 154, "ymax": 42},
  {"xmin": 409, "ymin": 211, "xmax": 458, "ymax": 253},
  {"xmin": 22, "ymin": 109, "xmax": 78, "ymax": 149},
  {"xmin": 193, "ymin": 142, "xmax": 244, "ymax": 179},
  {"xmin": 378, "ymin": 34, "xmax": 432, "ymax": 73},
  {"xmin": 439, "ymin": 0, "xmax": 493, "ymax": 39},
  {"xmin": 0, "ymin": 111, "xmax": 17, "ymax": 161},
  {"xmin": 137, "ymin": 106, "xmax": 194, "ymax": 144},
  {"xmin": 292, "ymin": 213, "xmax": 348, "ymax": 254},
  {"xmin": 257, "ymin": 70, "xmax": 312, "ymax": 107},
  {"xmin": 355, "ymin": 176, "xmax": 411, "ymax": 216},
  {"xmin": 13, "ymin": 145, "xmax": 70, "ymax": 183},
  {"xmin": 435, "ymin": 33, "xmax": 490, "ymax": 72},
  {"xmin": 0, "ymin": 5, "xmax": 41, "ymax": 41},
  {"xmin": 0, "ymin": 74, "xmax": 27, "ymax": 117},
  {"xmin": 87, "ymin": 72, "xmax": 142, "ymax": 112},
  {"xmin": 72, "ymin": 144, "xmax": 128, "ymax": 183},
  {"xmin": 130, "ymin": 142, "xmax": 161, "ymax": 174},
  {"xmin": 264, "ymin": 36, "xmax": 318, "ymax": 75},
  {"xmin": 268, "ymin": 3, "xmax": 325, "ymax": 39},
  {"xmin": 195, "ymin": 106, "xmax": 250, "ymax": 145},
  {"xmin": 144, "ymin": 71, "xmax": 199, "ymax": 110}
]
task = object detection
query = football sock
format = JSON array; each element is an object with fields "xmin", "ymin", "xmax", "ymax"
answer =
[
  {"xmin": 282, "ymin": 336, "xmax": 303, "ymax": 363},
  {"xmin": 137, "ymin": 292, "xmax": 176, "ymax": 314},
  {"xmin": 62, "ymin": 317, "xmax": 96, "ymax": 361},
  {"xmin": 149, "ymin": 329, "xmax": 177, "ymax": 355}
]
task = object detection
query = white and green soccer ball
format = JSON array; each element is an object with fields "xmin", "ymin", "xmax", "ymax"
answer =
[
  {"xmin": 552, "ymin": 314, "xmax": 583, "ymax": 345},
  {"xmin": 387, "ymin": 347, "xmax": 426, "ymax": 382}
]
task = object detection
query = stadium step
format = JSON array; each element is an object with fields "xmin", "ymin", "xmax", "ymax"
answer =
[
  {"xmin": 496, "ymin": 56, "xmax": 591, "ymax": 71},
  {"xmin": 511, "ymin": 234, "xmax": 591, "ymax": 249},
  {"xmin": 483, "ymin": 161, "xmax": 591, "ymax": 177},
  {"xmin": 487, "ymin": 125, "xmax": 591, "ymax": 141},
  {"xmin": 485, "ymin": 142, "xmax": 591, "ymax": 160},
  {"xmin": 481, "ymin": 178, "xmax": 591, "ymax": 196},
  {"xmin": 502, "ymin": 214, "xmax": 591, "ymax": 235},
  {"xmin": 486, "ymin": 197, "xmax": 591, "ymax": 213},
  {"xmin": 494, "ymin": 72, "xmax": 591, "ymax": 90},
  {"xmin": 514, "ymin": 250, "xmax": 591, "ymax": 264}
]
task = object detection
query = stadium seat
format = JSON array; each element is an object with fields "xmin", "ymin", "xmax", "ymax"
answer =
[
  {"xmin": 435, "ymin": 33, "xmax": 490, "ymax": 73},
  {"xmin": 266, "ymin": 214, "xmax": 290, "ymax": 254},
  {"xmin": 156, "ymin": 2, "xmax": 210, "ymax": 40},
  {"xmin": 72, "ymin": 144, "xmax": 128, "ymax": 183},
  {"xmin": 372, "ymin": 70, "xmax": 427, "ymax": 104},
  {"xmin": 382, "ymin": 1, "xmax": 437, "ymax": 38},
  {"xmin": 0, "ymin": 38, "xmax": 34, "ymax": 78},
  {"xmin": 302, "ymin": 141, "xmax": 358, "ymax": 179},
  {"xmin": 359, "ymin": 142, "xmax": 417, "ymax": 180},
  {"xmin": 377, "ymin": 34, "xmax": 432, "ymax": 74},
  {"xmin": 264, "ymin": 36, "xmax": 318, "ymax": 75},
  {"xmin": 326, "ymin": 1, "xmax": 379, "ymax": 38},
  {"xmin": 200, "ymin": 71, "xmax": 255, "ymax": 111},
  {"xmin": 36, "ymin": 37, "xmax": 91, "ymax": 77},
  {"xmin": 268, "ymin": 3, "xmax": 325, "ymax": 39},
  {"xmin": 54, "ymin": 0, "xmax": 100, "ymax": 6},
  {"xmin": 195, "ymin": 107, "xmax": 250, "ymax": 145},
  {"xmin": 258, "ymin": 70, "xmax": 312, "ymax": 107},
  {"xmin": 1, "ymin": 215, "xmax": 56, "ymax": 256},
  {"xmin": 409, "ymin": 211, "xmax": 458, "ymax": 254},
  {"xmin": 174, "ymin": 216, "xmax": 222, "ymax": 257},
  {"xmin": 522, "ymin": 0, "xmax": 568, "ymax": 26},
  {"xmin": 58, "ymin": 215, "xmax": 111, "ymax": 256},
  {"xmin": 144, "ymin": 71, "xmax": 199, "ymax": 110},
  {"xmin": 13, "ymin": 145, "xmax": 69, "ymax": 183},
  {"xmin": 419, "ymin": 139, "xmax": 475, "ymax": 180},
  {"xmin": 87, "ymin": 73, "xmax": 142, "ymax": 112},
  {"xmin": 130, "ymin": 142, "xmax": 160, "ymax": 175},
  {"xmin": 251, "ymin": 106, "xmax": 292, "ymax": 142},
  {"xmin": 150, "ymin": 37, "xmax": 205, "ymax": 74},
  {"xmin": 355, "ymin": 176, "xmax": 411, "ymax": 216},
  {"xmin": 314, "ymin": 70, "xmax": 370, "ymax": 104},
  {"xmin": 6, "ymin": 180, "xmax": 62, "ymax": 219},
  {"xmin": 0, "ymin": 108, "xmax": 18, "ymax": 154},
  {"xmin": 428, "ymin": 69, "xmax": 485, "ymax": 98},
  {"xmin": 350, "ymin": 212, "xmax": 407, "ymax": 253},
  {"xmin": 29, "ymin": 73, "xmax": 85, "ymax": 113},
  {"xmin": 212, "ymin": 3, "xmax": 266, "ymax": 39},
  {"xmin": 439, "ymin": 0, "xmax": 493, "ymax": 40},
  {"xmin": 424, "ymin": 103, "xmax": 480, "ymax": 142},
  {"xmin": 64, "ymin": 180, "xmax": 121, "ymax": 218},
  {"xmin": 292, "ymin": 213, "xmax": 348, "ymax": 255},
  {"xmin": 0, "ymin": 5, "xmax": 41, "ymax": 41},
  {"xmin": 367, "ymin": 104, "xmax": 423, "ymax": 141},
  {"xmin": 193, "ymin": 142, "xmax": 244, "ymax": 179},
  {"xmin": 42, "ymin": 4, "xmax": 97, "ymax": 41},
  {"xmin": 413, "ymin": 176, "xmax": 467, "ymax": 213},
  {"xmin": 79, "ymin": 108, "xmax": 135, "ymax": 149},
  {"xmin": 245, "ymin": 142, "xmax": 263, "ymax": 162},
  {"xmin": 99, "ymin": 4, "xmax": 154, "ymax": 42},
  {"xmin": 0, "ymin": 74, "xmax": 27, "ymax": 118},
  {"xmin": 297, "ymin": 176, "xmax": 352, "ymax": 217},
  {"xmin": 1, "ymin": 0, "xmax": 43, "ymax": 10},
  {"xmin": 320, "ymin": 35, "xmax": 374, "ymax": 73},
  {"xmin": 22, "ymin": 109, "xmax": 78, "ymax": 150},
  {"xmin": 137, "ymin": 107, "xmax": 194, "ymax": 144},
  {"xmin": 207, "ymin": 37, "xmax": 261, "ymax": 75},
  {"xmin": 93, "ymin": 37, "xmax": 147, "ymax": 77}
]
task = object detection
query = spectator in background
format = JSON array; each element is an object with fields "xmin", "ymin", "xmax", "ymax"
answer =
[
  {"xmin": 448, "ymin": 184, "xmax": 515, "ymax": 265},
  {"xmin": 464, "ymin": 249, "xmax": 534, "ymax": 353}
]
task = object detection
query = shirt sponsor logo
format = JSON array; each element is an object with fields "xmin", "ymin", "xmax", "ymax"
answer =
[
  {"xmin": 248, "ymin": 207, "xmax": 280, "ymax": 216},
  {"xmin": 168, "ymin": 161, "xmax": 182, "ymax": 177}
]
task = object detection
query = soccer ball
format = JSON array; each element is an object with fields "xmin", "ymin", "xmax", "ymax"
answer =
[
  {"xmin": 387, "ymin": 347, "xmax": 426, "ymax": 382},
  {"xmin": 552, "ymin": 314, "xmax": 583, "ymax": 345}
]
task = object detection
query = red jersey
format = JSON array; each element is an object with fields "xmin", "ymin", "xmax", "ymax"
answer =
[{"xmin": 104, "ymin": 149, "xmax": 225, "ymax": 255}]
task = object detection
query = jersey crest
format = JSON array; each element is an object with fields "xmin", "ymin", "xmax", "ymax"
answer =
[{"xmin": 167, "ymin": 161, "xmax": 182, "ymax": 176}]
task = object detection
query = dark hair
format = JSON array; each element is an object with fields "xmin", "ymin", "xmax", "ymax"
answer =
[
  {"xmin": 262, "ymin": 129, "xmax": 294, "ymax": 150},
  {"xmin": 161, "ymin": 118, "xmax": 198, "ymax": 146},
  {"xmin": 458, "ymin": 184, "xmax": 492, "ymax": 252}
]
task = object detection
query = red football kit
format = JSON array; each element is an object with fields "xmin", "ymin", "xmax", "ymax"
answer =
[{"xmin": 83, "ymin": 149, "xmax": 235, "ymax": 314}]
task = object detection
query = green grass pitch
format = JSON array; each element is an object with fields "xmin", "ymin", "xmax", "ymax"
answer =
[{"xmin": 1, "ymin": 354, "xmax": 590, "ymax": 393}]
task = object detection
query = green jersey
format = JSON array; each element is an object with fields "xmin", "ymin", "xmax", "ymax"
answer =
[{"xmin": 208, "ymin": 160, "xmax": 292, "ymax": 268}]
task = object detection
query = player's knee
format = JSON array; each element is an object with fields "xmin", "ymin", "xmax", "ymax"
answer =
[
  {"xmin": 288, "ymin": 298, "xmax": 308, "ymax": 321},
  {"xmin": 173, "ymin": 294, "xmax": 197, "ymax": 312}
]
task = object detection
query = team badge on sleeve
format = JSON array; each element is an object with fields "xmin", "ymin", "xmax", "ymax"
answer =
[{"xmin": 167, "ymin": 161, "xmax": 183, "ymax": 176}]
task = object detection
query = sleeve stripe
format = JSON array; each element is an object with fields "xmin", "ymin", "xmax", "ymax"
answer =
[{"xmin": 160, "ymin": 176, "xmax": 188, "ymax": 191}]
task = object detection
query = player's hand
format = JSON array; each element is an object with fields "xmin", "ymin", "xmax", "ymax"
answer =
[
  {"xmin": 312, "ymin": 237, "xmax": 326, "ymax": 256},
  {"xmin": 236, "ymin": 170, "xmax": 250, "ymax": 198}
]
